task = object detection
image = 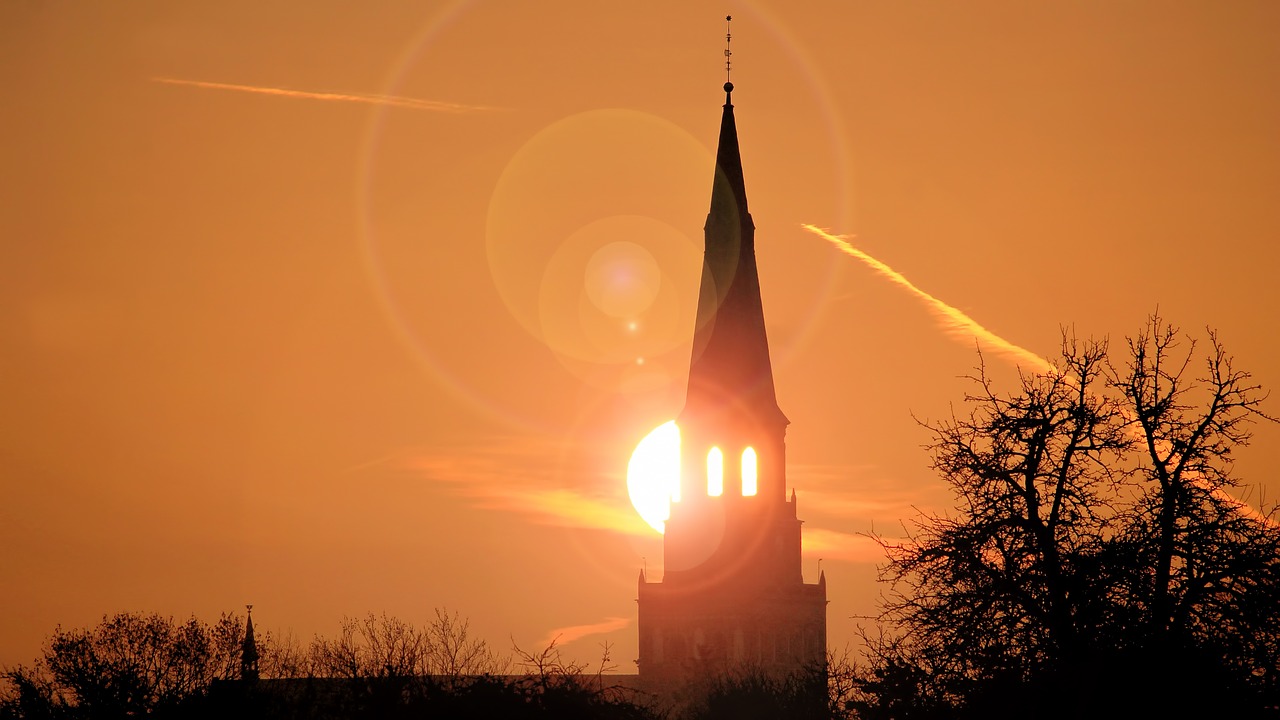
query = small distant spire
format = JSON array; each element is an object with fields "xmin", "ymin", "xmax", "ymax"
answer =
[{"xmin": 241, "ymin": 604, "xmax": 260, "ymax": 683}]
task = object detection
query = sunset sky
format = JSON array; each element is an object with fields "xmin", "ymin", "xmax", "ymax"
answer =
[{"xmin": 3, "ymin": 1, "xmax": 1279, "ymax": 670}]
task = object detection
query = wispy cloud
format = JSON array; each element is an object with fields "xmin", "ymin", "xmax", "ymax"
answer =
[
  {"xmin": 539, "ymin": 616, "xmax": 631, "ymax": 649},
  {"xmin": 801, "ymin": 224, "xmax": 1053, "ymax": 373},
  {"xmin": 409, "ymin": 436, "xmax": 652, "ymax": 536},
  {"xmin": 790, "ymin": 463, "xmax": 941, "ymax": 522},
  {"xmin": 405, "ymin": 437, "xmax": 948, "ymax": 550},
  {"xmin": 802, "ymin": 527, "xmax": 888, "ymax": 564},
  {"xmin": 152, "ymin": 77, "xmax": 497, "ymax": 113},
  {"xmin": 405, "ymin": 438, "xmax": 940, "ymax": 555}
]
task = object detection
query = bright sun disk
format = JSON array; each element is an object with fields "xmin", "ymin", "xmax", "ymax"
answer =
[{"xmin": 627, "ymin": 420, "xmax": 680, "ymax": 533}]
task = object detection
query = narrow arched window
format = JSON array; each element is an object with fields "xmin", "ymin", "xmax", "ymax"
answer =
[
  {"xmin": 707, "ymin": 447, "xmax": 724, "ymax": 496},
  {"xmin": 741, "ymin": 447, "xmax": 758, "ymax": 496}
]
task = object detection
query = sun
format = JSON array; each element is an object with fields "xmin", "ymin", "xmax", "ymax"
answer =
[{"xmin": 627, "ymin": 421, "xmax": 681, "ymax": 533}]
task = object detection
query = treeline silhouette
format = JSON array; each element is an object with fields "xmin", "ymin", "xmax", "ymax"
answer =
[
  {"xmin": 0, "ymin": 609, "xmax": 841, "ymax": 719},
  {"xmin": 4, "ymin": 315, "xmax": 1279, "ymax": 719},
  {"xmin": 0, "ymin": 610, "xmax": 657, "ymax": 719}
]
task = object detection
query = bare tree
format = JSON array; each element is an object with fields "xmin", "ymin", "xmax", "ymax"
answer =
[
  {"xmin": 508, "ymin": 637, "xmax": 661, "ymax": 719},
  {"xmin": 257, "ymin": 629, "xmax": 310, "ymax": 680},
  {"xmin": 857, "ymin": 320, "xmax": 1280, "ymax": 718},
  {"xmin": 823, "ymin": 646, "xmax": 862, "ymax": 720},
  {"xmin": 423, "ymin": 607, "xmax": 507, "ymax": 677},
  {"xmin": 305, "ymin": 608, "xmax": 506, "ymax": 682},
  {"xmin": 872, "ymin": 339, "xmax": 1129, "ymax": 697},
  {"xmin": 1111, "ymin": 316, "xmax": 1280, "ymax": 691}
]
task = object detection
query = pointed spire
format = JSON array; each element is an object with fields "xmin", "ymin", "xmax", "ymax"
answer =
[
  {"xmin": 682, "ymin": 70, "xmax": 787, "ymax": 434},
  {"xmin": 712, "ymin": 82, "xmax": 746, "ymax": 217},
  {"xmin": 241, "ymin": 605, "xmax": 260, "ymax": 682}
]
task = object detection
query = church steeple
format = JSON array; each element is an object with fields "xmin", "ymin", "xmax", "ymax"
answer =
[
  {"xmin": 681, "ymin": 18, "xmax": 785, "ymax": 436},
  {"xmin": 635, "ymin": 31, "xmax": 825, "ymax": 696},
  {"xmin": 662, "ymin": 72, "xmax": 799, "ymax": 587},
  {"xmin": 240, "ymin": 605, "xmax": 260, "ymax": 682},
  {"xmin": 684, "ymin": 78, "xmax": 787, "ymax": 416}
]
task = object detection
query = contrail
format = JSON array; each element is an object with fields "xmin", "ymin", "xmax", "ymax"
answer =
[
  {"xmin": 802, "ymin": 223, "xmax": 1277, "ymax": 528},
  {"xmin": 800, "ymin": 224, "xmax": 1052, "ymax": 373},
  {"xmin": 152, "ymin": 77, "xmax": 496, "ymax": 113}
]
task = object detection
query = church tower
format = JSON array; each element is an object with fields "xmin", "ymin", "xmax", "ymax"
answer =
[{"xmin": 636, "ymin": 59, "xmax": 827, "ymax": 691}]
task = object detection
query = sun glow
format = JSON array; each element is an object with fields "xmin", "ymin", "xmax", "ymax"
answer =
[{"xmin": 626, "ymin": 421, "xmax": 681, "ymax": 533}]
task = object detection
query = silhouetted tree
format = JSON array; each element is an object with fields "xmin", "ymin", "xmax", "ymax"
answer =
[
  {"xmin": 1112, "ymin": 320, "xmax": 1280, "ymax": 685},
  {"xmin": 857, "ymin": 316, "xmax": 1280, "ymax": 719},
  {"xmin": 681, "ymin": 666, "xmax": 828, "ymax": 720},
  {"xmin": 292, "ymin": 609, "xmax": 511, "ymax": 718},
  {"xmin": 258, "ymin": 629, "xmax": 309, "ymax": 680},
  {"xmin": 304, "ymin": 608, "xmax": 507, "ymax": 682},
  {"xmin": 822, "ymin": 647, "xmax": 864, "ymax": 720},
  {"xmin": 422, "ymin": 607, "xmax": 509, "ymax": 679},
  {"xmin": 0, "ymin": 611, "xmax": 244, "ymax": 719},
  {"xmin": 501, "ymin": 638, "xmax": 659, "ymax": 719}
]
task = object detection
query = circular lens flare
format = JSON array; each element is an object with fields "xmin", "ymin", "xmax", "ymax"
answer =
[
  {"xmin": 584, "ymin": 241, "xmax": 661, "ymax": 318},
  {"xmin": 627, "ymin": 421, "xmax": 680, "ymax": 534}
]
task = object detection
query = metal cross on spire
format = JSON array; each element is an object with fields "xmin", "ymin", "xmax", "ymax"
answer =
[{"xmin": 724, "ymin": 15, "xmax": 733, "ymax": 83}]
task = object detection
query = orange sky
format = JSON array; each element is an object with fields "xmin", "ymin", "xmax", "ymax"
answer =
[{"xmin": 3, "ymin": 0, "xmax": 1279, "ymax": 671}]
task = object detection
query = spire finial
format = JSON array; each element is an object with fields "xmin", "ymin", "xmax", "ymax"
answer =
[{"xmin": 724, "ymin": 15, "xmax": 733, "ymax": 87}]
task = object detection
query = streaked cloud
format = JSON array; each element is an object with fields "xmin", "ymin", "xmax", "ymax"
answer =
[
  {"xmin": 404, "ymin": 438, "xmax": 945, "ymax": 548},
  {"xmin": 802, "ymin": 527, "xmax": 888, "ymax": 564},
  {"xmin": 152, "ymin": 77, "xmax": 497, "ymax": 113},
  {"xmin": 409, "ymin": 436, "xmax": 653, "ymax": 536},
  {"xmin": 790, "ymin": 462, "xmax": 941, "ymax": 522},
  {"xmin": 539, "ymin": 616, "xmax": 631, "ymax": 649}
]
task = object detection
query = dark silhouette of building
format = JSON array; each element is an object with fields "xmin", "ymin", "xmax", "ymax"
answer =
[
  {"xmin": 241, "ymin": 604, "xmax": 260, "ymax": 682},
  {"xmin": 636, "ymin": 78, "xmax": 827, "ymax": 694}
]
